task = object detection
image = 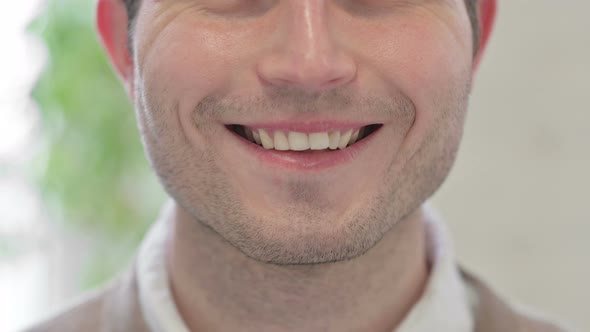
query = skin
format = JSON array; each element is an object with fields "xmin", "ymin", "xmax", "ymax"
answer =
[{"xmin": 97, "ymin": 0, "xmax": 496, "ymax": 331}]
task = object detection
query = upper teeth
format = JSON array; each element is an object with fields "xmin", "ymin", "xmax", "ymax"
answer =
[{"xmin": 242, "ymin": 128, "xmax": 363, "ymax": 151}]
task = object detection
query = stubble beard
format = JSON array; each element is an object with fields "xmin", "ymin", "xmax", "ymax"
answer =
[{"xmin": 135, "ymin": 82, "xmax": 470, "ymax": 265}]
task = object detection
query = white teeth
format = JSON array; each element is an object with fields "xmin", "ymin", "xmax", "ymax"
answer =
[
  {"xmin": 349, "ymin": 129, "xmax": 360, "ymax": 145},
  {"xmin": 252, "ymin": 130, "xmax": 261, "ymax": 145},
  {"xmin": 288, "ymin": 132, "xmax": 310, "ymax": 151},
  {"xmin": 244, "ymin": 127, "xmax": 368, "ymax": 151},
  {"xmin": 328, "ymin": 131, "xmax": 340, "ymax": 150},
  {"xmin": 309, "ymin": 132, "xmax": 330, "ymax": 150},
  {"xmin": 259, "ymin": 129, "xmax": 274, "ymax": 150},
  {"xmin": 274, "ymin": 131, "xmax": 289, "ymax": 151},
  {"xmin": 338, "ymin": 129, "xmax": 353, "ymax": 150}
]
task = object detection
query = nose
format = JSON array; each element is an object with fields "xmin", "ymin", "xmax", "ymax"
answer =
[{"xmin": 257, "ymin": 0, "xmax": 357, "ymax": 93}]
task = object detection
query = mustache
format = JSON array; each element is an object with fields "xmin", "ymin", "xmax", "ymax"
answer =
[{"xmin": 194, "ymin": 86, "xmax": 415, "ymax": 121}]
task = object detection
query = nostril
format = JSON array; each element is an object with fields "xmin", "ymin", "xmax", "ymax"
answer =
[{"xmin": 257, "ymin": 50, "xmax": 357, "ymax": 93}]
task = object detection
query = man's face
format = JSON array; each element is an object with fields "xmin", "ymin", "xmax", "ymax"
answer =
[{"xmin": 131, "ymin": 0, "xmax": 473, "ymax": 264}]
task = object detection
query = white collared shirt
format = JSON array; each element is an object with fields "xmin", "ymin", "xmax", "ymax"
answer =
[{"xmin": 137, "ymin": 206, "xmax": 476, "ymax": 332}]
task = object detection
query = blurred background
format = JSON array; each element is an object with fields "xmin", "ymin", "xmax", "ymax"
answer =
[{"xmin": 0, "ymin": 1, "xmax": 588, "ymax": 331}]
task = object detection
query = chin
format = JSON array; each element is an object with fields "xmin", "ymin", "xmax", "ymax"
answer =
[{"xmin": 213, "ymin": 204, "xmax": 395, "ymax": 265}]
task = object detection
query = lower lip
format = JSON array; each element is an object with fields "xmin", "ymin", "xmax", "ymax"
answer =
[{"xmin": 229, "ymin": 128, "xmax": 381, "ymax": 171}]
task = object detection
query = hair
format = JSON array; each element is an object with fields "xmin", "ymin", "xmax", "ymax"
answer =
[{"xmin": 122, "ymin": 0, "xmax": 481, "ymax": 55}]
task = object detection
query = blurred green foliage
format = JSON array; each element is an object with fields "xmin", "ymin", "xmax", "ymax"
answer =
[{"xmin": 30, "ymin": 0, "xmax": 165, "ymax": 287}]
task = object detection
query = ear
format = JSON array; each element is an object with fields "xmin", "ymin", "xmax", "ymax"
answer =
[
  {"xmin": 472, "ymin": 0, "xmax": 497, "ymax": 72},
  {"xmin": 96, "ymin": 0, "xmax": 134, "ymax": 96}
]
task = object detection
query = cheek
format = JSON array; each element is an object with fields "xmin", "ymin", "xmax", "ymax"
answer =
[
  {"xmin": 135, "ymin": 18, "xmax": 256, "ymax": 155},
  {"xmin": 361, "ymin": 18, "xmax": 472, "ymax": 152},
  {"xmin": 138, "ymin": 27, "xmax": 233, "ymax": 117},
  {"xmin": 396, "ymin": 30, "xmax": 471, "ymax": 107}
]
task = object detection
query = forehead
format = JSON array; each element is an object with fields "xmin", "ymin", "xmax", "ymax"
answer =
[
  {"xmin": 129, "ymin": 0, "xmax": 474, "ymax": 31},
  {"xmin": 128, "ymin": 0, "xmax": 473, "ymax": 16}
]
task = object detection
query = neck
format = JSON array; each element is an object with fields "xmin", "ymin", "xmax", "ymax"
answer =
[{"xmin": 167, "ymin": 203, "xmax": 429, "ymax": 332}]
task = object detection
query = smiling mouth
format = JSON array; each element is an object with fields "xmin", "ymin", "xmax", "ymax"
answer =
[{"xmin": 226, "ymin": 124, "xmax": 383, "ymax": 151}]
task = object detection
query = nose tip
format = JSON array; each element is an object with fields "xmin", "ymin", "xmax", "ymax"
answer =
[
  {"xmin": 256, "ymin": 1, "xmax": 357, "ymax": 93},
  {"xmin": 258, "ymin": 51, "xmax": 357, "ymax": 92}
]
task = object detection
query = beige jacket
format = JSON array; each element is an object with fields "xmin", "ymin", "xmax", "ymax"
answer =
[{"xmin": 25, "ymin": 266, "xmax": 567, "ymax": 332}]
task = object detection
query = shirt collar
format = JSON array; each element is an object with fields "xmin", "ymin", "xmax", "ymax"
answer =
[
  {"xmin": 137, "ymin": 204, "xmax": 475, "ymax": 332},
  {"xmin": 395, "ymin": 206, "xmax": 475, "ymax": 332}
]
